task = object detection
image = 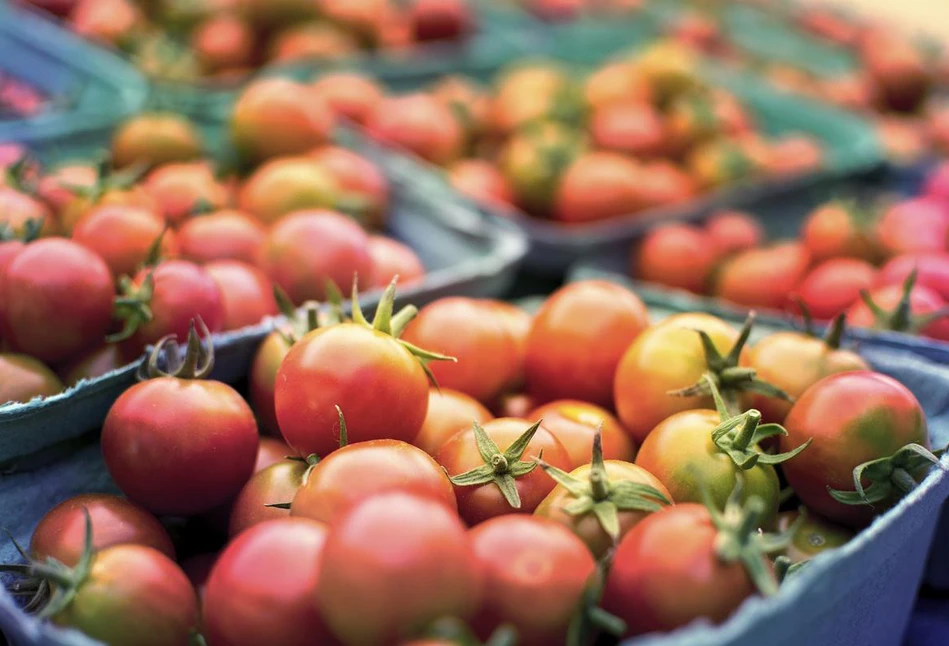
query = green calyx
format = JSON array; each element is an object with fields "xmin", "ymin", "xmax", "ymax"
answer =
[
  {"xmin": 0, "ymin": 217, "xmax": 44, "ymax": 243},
  {"xmin": 540, "ymin": 430, "xmax": 670, "ymax": 542},
  {"xmin": 3, "ymin": 154, "xmax": 37, "ymax": 193},
  {"xmin": 109, "ymin": 272, "xmax": 155, "ymax": 344},
  {"xmin": 567, "ymin": 554, "xmax": 627, "ymax": 646},
  {"xmin": 792, "ymin": 299, "xmax": 849, "ymax": 350},
  {"xmin": 447, "ymin": 420, "xmax": 543, "ymax": 509},
  {"xmin": 63, "ymin": 154, "xmax": 146, "ymax": 203},
  {"xmin": 138, "ymin": 317, "xmax": 214, "ymax": 381},
  {"xmin": 828, "ymin": 442, "xmax": 946, "ymax": 507},
  {"xmin": 273, "ymin": 285, "xmax": 324, "ymax": 347},
  {"xmin": 859, "ymin": 269, "xmax": 949, "ymax": 334}
]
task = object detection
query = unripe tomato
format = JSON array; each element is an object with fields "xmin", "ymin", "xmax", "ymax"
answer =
[
  {"xmin": 238, "ymin": 156, "xmax": 340, "ymax": 225},
  {"xmin": 176, "ymin": 209, "xmax": 265, "ymax": 266},
  {"xmin": 72, "ymin": 204, "xmax": 174, "ymax": 280},
  {"xmin": 488, "ymin": 64, "xmax": 577, "ymax": 137},
  {"xmin": 528, "ymin": 400, "xmax": 636, "ymax": 467},
  {"xmin": 414, "ymin": 388, "xmax": 494, "ymax": 456},
  {"xmin": 205, "ymin": 260, "xmax": 278, "ymax": 331},
  {"xmin": 229, "ymin": 459, "xmax": 307, "ymax": 537},
  {"xmin": 0, "ymin": 353, "xmax": 63, "ymax": 405},
  {"xmin": 584, "ymin": 61, "xmax": 652, "ymax": 110}
]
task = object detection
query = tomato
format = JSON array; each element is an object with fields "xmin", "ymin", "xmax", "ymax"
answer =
[
  {"xmin": 319, "ymin": 0, "xmax": 387, "ymax": 46},
  {"xmin": 414, "ymin": 388, "xmax": 494, "ymax": 456},
  {"xmin": 634, "ymin": 224, "xmax": 716, "ymax": 294},
  {"xmin": 231, "ymin": 79, "xmax": 334, "ymax": 162},
  {"xmin": 468, "ymin": 516, "xmax": 595, "ymax": 645},
  {"xmin": 204, "ymin": 518, "xmax": 339, "ymax": 646},
  {"xmin": 876, "ymin": 116, "xmax": 929, "ymax": 164},
  {"xmin": 0, "ymin": 353, "xmax": 63, "ymax": 405},
  {"xmin": 686, "ymin": 137, "xmax": 759, "ymax": 189},
  {"xmin": 311, "ymin": 72, "xmax": 384, "ymax": 125},
  {"xmin": 257, "ymin": 209, "xmax": 371, "ymax": 304},
  {"xmin": 176, "ymin": 209, "xmax": 265, "ymax": 265},
  {"xmin": 249, "ymin": 332, "xmax": 292, "ymax": 436},
  {"xmin": 634, "ymin": 41, "xmax": 700, "ymax": 102},
  {"xmin": 846, "ymin": 281, "xmax": 949, "ymax": 341},
  {"xmin": 0, "ymin": 239, "xmax": 113, "ymax": 364},
  {"xmin": 366, "ymin": 94, "xmax": 464, "ymax": 165},
  {"xmin": 435, "ymin": 417, "xmax": 572, "ymax": 524},
  {"xmin": 111, "ymin": 112, "xmax": 203, "ymax": 169},
  {"xmin": 143, "ymin": 162, "xmax": 230, "ymax": 227},
  {"xmin": 409, "ymin": 0, "xmax": 473, "ymax": 41},
  {"xmin": 59, "ymin": 183, "xmax": 160, "ymax": 236},
  {"xmin": 794, "ymin": 258, "xmax": 876, "ymax": 321},
  {"xmin": 485, "ymin": 300, "xmax": 532, "ymax": 391},
  {"xmin": 584, "ymin": 60, "xmax": 652, "ymax": 110},
  {"xmin": 367, "ymin": 235, "xmax": 425, "ymax": 289},
  {"xmin": 317, "ymin": 491, "xmax": 482, "ymax": 646},
  {"xmin": 180, "ymin": 552, "xmax": 217, "ymax": 606},
  {"xmin": 228, "ymin": 459, "xmax": 307, "ymax": 537},
  {"xmin": 704, "ymin": 210, "xmax": 763, "ymax": 257},
  {"xmin": 528, "ymin": 400, "xmax": 636, "ymax": 467},
  {"xmin": 72, "ymin": 204, "xmax": 174, "ymax": 280},
  {"xmin": 525, "ymin": 280, "xmax": 648, "ymax": 408},
  {"xmin": 205, "ymin": 260, "xmax": 278, "ymax": 331},
  {"xmin": 554, "ymin": 152, "xmax": 644, "ymax": 224},
  {"xmin": 448, "ymin": 159, "xmax": 515, "ymax": 208},
  {"xmin": 69, "ymin": 0, "xmax": 143, "ymax": 48},
  {"xmin": 924, "ymin": 162, "xmax": 949, "ymax": 202},
  {"xmin": 59, "ymin": 344, "xmax": 124, "ymax": 387},
  {"xmin": 191, "ymin": 15, "xmax": 255, "ymax": 74},
  {"xmin": 402, "ymin": 297, "xmax": 520, "ymax": 404},
  {"xmin": 36, "ymin": 163, "xmax": 96, "ymax": 217},
  {"xmin": 292, "ymin": 439, "xmax": 456, "ymax": 524},
  {"xmin": 0, "ymin": 186, "xmax": 52, "ymax": 236},
  {"xmin": 778, "ymin": 510, "xmax": 854, "ymax": 564},
  {"xmin": 488, "ymin": 64, "xmax": 578, "ymax": 137},
  {"xmin": 766, "ymin": 136, "xmax": 824, "ymax": 177},
  {"xmin": 862, "ymin": 33, "xmax": 932, "ymax": 113},
  {"xmin": 614, "ymin": 313, "xmax": 742, "ymax": 444},
  {"xmin": 635, "ymin": 160, "xmax": 697, "ymax": 210},
  {"xmin": 255, "ymin": 436, "xmax": 292, "ymax": 472},
  {"xmin": 498, "ymin": 122, "xmax": 582, "ymax": 216},
  {"xmin": 664, "ymin": 92, "xmax": 734, "ymax": 154},
  {"xmin": 817, "ymin": 73, "xmax": 874, "ymax": 111},
  {"xmin": 712, "ymin": 242, "xmax": 812, "ymax": 310},
  {"xmin": 875, "ymin": 197, "xmax": 949, "ymax": 258},
  {"xmin": 590, "ymin": 99, "xmax": 666, "ymax": 157},
  {"xmin": 429, "ymin": 76, "xmax": 490, "ymax": 142},
  {"xmin": 31, "ymin": 494, "xmax": 174, "ymax": 568},
  {"xmin": 495, "ymin": 392, "xmax": 536, "ymax": 419},
  {"xmin": 268, "ymin": 23, "xmax": 358, "ymax": 63},
  {"xmin": 310, "ymin": 146, "xmax": 390, "ymax": 230},
  {"xmin": 875, "ymin": 253, "xmax": 949, "ymax": 302},
  {"xmin": 238, "ymin": 156, "xmax": 339, "ymax": 225},
  {"xmin": 102, "ymin": 329, "xmax": 259, "ymax": 516},
  {"xmin": 781, "ymin": 371, "xmax": 931, "ymax": 527}
]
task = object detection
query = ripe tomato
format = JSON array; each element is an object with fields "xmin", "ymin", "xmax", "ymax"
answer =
[
  {"xmin": 486, "ymin": 300, "xmax": 532, "ymax": 390},
  {"xmin": 590, "ymin": 99, "xmax": 666, "ymax": 157},
  {"xmin": 0, "ymin": 239, "xmax": 114, "ymax": 364},
  {"xmin": 231, "ymin": 79, "xmax": 334, "ymax": 162},
  {"xmin": 498, "ymin": 122, "xmax": 582, "ymax": 216},
  {"xmin": 229, "ymin": 459, "xmax": 307, "ymax": 537},
  {"xmin": 469, "ymin": 516, "xmax": 595, "ymax": 645},
  {"xmin": 781, "ymin": 371, "xmax": 930, "ymax": 527},
  {"xmin": 0, "ymin": 186, "xmax": 52, "ymax": 236},
  {"xmin": 704, "ymin": 210, "xmax": 763, "ymax": 257},
  {"xmin": 249, "ymin": 331, "xmax": 292, "ymax": 436},
  {"xmin": 179, "ymin": 552, "xmax": 217, "ymax": 606},
  {"xmin": 31, "ymin": 494, "xmax": 174, "ymax": 568},
  {"xmin": 257, "ymin": 209, "xmax": 371, "ymax": 304},
  {"xmin": 72, "ymin": 204, "xmax": 174, "ymax": 280},
  {"xmin": 319, "ymin": 0, "xmax": 387, "ymax": 45},
  {"xmin": 448, "ymin": 159, "xmax": 515, "ymax": 208},
  {"xmin": 846, "ymin": 281, "xmax": 949, "ymax": 341},
  {"xmin": 311, "ymin": 72, "xmax": 384, "ymax": 125},
  {"xmin": 875, "ymin": 253, "xmax": 949, "ymax": 302},
  {"xmin": 69, "ymin": 0, "xmax": 142, "ymax": 48},
  {"xmin": 204, "ymin": 518, "xmax": 339, "ymax": 646},
  {"xmin": 191, "ymin": 15, "xmax": 255, "ymax": 73},
  {"xmin": 36, "ymin": 163, "xmax": 96, "ymax": 217},
  {"xmin": 143, "ymin": 162, "xmax": 230, "ymax": 227},
  {"xmin": 584, "ymin": 61, "xmax": 652, "ymax": 110},
  {"xmin": 366, "ymin": 94, "xmax": 464, "ymax": 165},
  {"xmin": 111, "ymin": 112, "xmax": 203, "ymax": 169},
  {"xmin": 267, "ymin": 23, "xmax": 358, "ymax": 63},
  {"xmin": 238, "ymin": 156, "xmax": 339, "ymax": 225},
  {"xmin": 554, "ymin": 152, "xmax": 644, "ymax": 224},
  {"xmin": 310, "ymin": 146, "xmax": 390, "ymax": 230},
  {"xmin": 317, "ymin": 491, "xmax": 483, "ymax": 645},
  {"xmin": 59, "ymin": 344, "xmax": 124, "ymax": 387},
  {"xmin": 794, "ymin": 258, "xmax": 876, "ymax": 321},
  {"xmin": 409, "ymin": 0, "xmax": 473, "ymax": 41},
  {"xmin": 58, "ymin": 182, "xmax": 160, "ymax": 236},
  {"xmin": 205, "ymin": 260, "xmax": 278, "ymax": 331},
  {"xmin": 0, "ymin": 353, "xmax": 63, "ymax": 405},
  {"xmin": 414, "ymin": 388, "xmax": 494, "ymax": 456},
  {"xmin": 255, "ymin": 436, "xmax": 292, "ymax": 472},
  {"xmin": 635, "ymin": 160, "xmax": 696, "ymax": 209},
  {"xmin": 292, "ymin": 439, "xmax": 456, "ymax": 524},
  {"xmin": 435, "ymin": 417, "xmax": 572, "ymax": 524},
  {"xmin": 176, "ymin": 209, "xmax": 265, "ymax": 265},
  {"xmin": 528, "ymin": 400, "xmax": 636, "ymax": 467},
  {"xmin": 875, "ymin": 197, "xmax": 949, "ymax": 258},
  {"xmin": 634, "ymin": 224, "xmax": 717, "ymax": 294},
  {"xmin": 712, "ymin": 242, "xmax": 812, "ymax": 310},
  {"xmin": 402, "ymin": 297, "xmax": 520, "ymax": 404},
  {"xmin": 525, "ymin": 280, "xmax": 648, "ymax": 408},
  {"xmin": 367, "ymin": 235, "xmax": 425, "ymax": 289},
  {"xmin": 766, "ymin": 136, "xmax": 824, "ymax": 177}
]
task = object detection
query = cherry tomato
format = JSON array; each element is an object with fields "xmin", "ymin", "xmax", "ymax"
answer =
[
  {"xmin": 205, "ymin": 260, "xmax": 278, "ymax": 331},
  {"xmin": 310, "ymin": 146, "xmax": 390, "ymax": 230},
  {"xmin": 875, "ymin": 197, "xmax": 949, "ymax": 258},
  {"xmin": 72, "ymin": 204, "xmax": 174, "ymax": 280},
  {"xmin": 255, "ymin": 436, "xmax": 292, "ymax": 472},
  {"xmin": 528, "ymin": 400, "xmax": 636, "ymax": 467},
  {"xmin": 69, "ymin": 0, "xmax": 142, "ymax": 48},
  {"xmin": 367, "ymin": 235, "xmax": 425, "ymax": 289},
  {"xmin": 794, "ymin": 258, "xmax": 877, "ymax": 321},
  {"xmin": 486, "ymin": 300, "xmax": 532, "ymax": 391},
  {"xmin": 554, "ymin": 152, "xmax": 644, "ymax": 224},
  {"xmin": 59, "ymin": 183, "xmax": 160, "ymax": 236},
  {"xmin": 778, "ymin": 510, "xmax": 854, "ymax": 564},
  {"xmin": 311, "ymin": 72, "xmax": 384, "ymax": 125},
  {"xmin": 31, "ymin": 494, "xmax": 174, "ymax": 568},
  {"xmin": 525, "ymin": 280, "xmax": 648, "ymax": 408},
  {"xmin": 111, "ymin": 112, "xmax": 203, "ymax": 169},
  {"xmin": 179, "ymin": 552, "xmax": 217, "ymax": 606},
  {"xmin": 366, "ymin": 94, "xmax": 464, "ymax": 165},
  {"xmin": 229, "ymin": 459, "xmax": 307, "ymax": 537},
  {"xmin": 268, "ymin": 23, "xmax": 358, "ymax": 63},
  {"xmin": 590, "ymin": 99, "xmax": 666, "ymax": 157},
  {"xmin": 249, "ymin": 331, "xmax": 292, "ymax": 436},
  {"xmin": 409, "ymin": 0, "xmax": 473, "ymax": 41},
  {"xmin": 0, "ymin": 353, "xmax": 63, "ymax": 405},
  {"xmin": 846, "ymin": 282, "xmax": 949, "ymax": 341},
  {"xmin": 191, "ymin": 14, "xmax": 255, "ymax": 74},
  {"xmin": 634, "ymin": 224, "xmax": 716, "ymax": 294},
  {"xmin": 317, "ymin": 491, "xmax": 483, "ymax": 645},
  {"xmin": 204, "ymin": 518, "xmax": 339, "ymax": 646},
  {"xmin": 712, "ymin": 242, "xmax": 812, "ymax": 310},
  {"xmin": 414, "ymin": 388, "xmax": 494, "ymax": 456},
  {"xmin": 238, "ymin": 156, "xmax": 339, "ymax": 225},
  {"xmin": 0, "ymin": 186, "xmax": 52, "ymax": 236},
  {"xmin": 875, "ymin": 253, "xmax": 949, "ymax": 302},
  {"xmin": 583, "ymin": 60, "xmax": 652, "ymax": 111},
  {"xmin": 704, "ymin": 210, "xmax": 763, "ymax": 257},
  {"xmin": 143, "ymin": 162, "xmax": 230, "ymax": 227},
  {"xmin": 924, "ymin": 162, "xmax": 949, "ymax": 202},
  {"xmin": 36, "ymin": 163, "xmax": 96, "ymax": 217},
  {"xmin": 488, "ymin": 64, "xmax": 578, "ymax": 137},
  {"xmin": 176, "ymin": 209, "xmax": 265, "ymax": 266},
  {"xmin": 448, "ymin": 159, "xmax": 516, "ymax": 209},
  {"xmin": 635, "ymin": 160, "xmax": 697, "ymax": 210},
  {"xmin": 59, "ymin": 344, "xmax": 124, "ymax": 387}
]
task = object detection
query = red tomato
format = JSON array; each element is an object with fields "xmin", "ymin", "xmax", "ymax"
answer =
[
  {"xmin": 204, "ymin": 518, "xmax": 339, "ymax": 646},
  {"xmin": 794, "ymin": 258, "xmax": 877, "ymax": 321},
  {"xmin": 72, "ymin": 204, "xmax": 174, "ymax": 280},
  {"xmin": 635, "ymin": 160, "xmax": 697, "ymax": 210},
  {"xmin": 176, "ymin": 209, "xmax": 265, "ymax": 265},
  {"xmin": 528, "ymin": 399, "xmax": 636, "ymax": 467},
  {"xmin": 255, "ymin": 436, "xmax": 292, "ymax": 472},
  {"xmin": 924, "ymin": 162, "xmax": 949, "ymax": 203},
  {"xmin": 862, "ymin": 33, "xmax": 932, "ymax": 113},
  {"xmin": 704, "ymin": 210, "xmax": 763, "ymax": 257},
  {"xmin": 291, "ymin": 439, "xmax": 456, "ymax": 523},
  {"xmin": 525, "ymin": 281, "xmax": 648, "ymax": 407},
  {"xmin": 31, "ymin": 494, "xmax": 174, "ymax": 568},
  {"xmin": 311, "ymin": 73, "xmax": 384, "ymax": 125},
  {"xmin": 408, "ymin": 0, "xmax": 474, "ymax": 41},
  {"xmin": 143, "ymin": 163, "xmax": 230, "ymax": 227},
  {"xmin": 494, "ymin": 392, "xmax": 536, "ymax": 419},
  {"xmin": 435, "ymin": 417, "xmax": 572, "ymax": 524},
  {"xmin": 111, "ymin": 112, "xmax": 203, "ymax": 170},
  {"xmin": 191, "ymin": 15, "xmax": 255, "ymax": 73},
  {"xmin": 238, "ymin": 156, "xmax": 339, "ymax": 225},
  {"xmin": 230, "ymin": 79, "xmax": 335, "ymax": 162},
  {"xmin": 229, "ymin": 459, "xmax": 307, "ymax": 537},
  {"xmin": 267, "ymin": 23, "xmax": 358, "ymax": 63},
  {"xmin": 875, "ymin": 253, "xmax": 949, "ymax": 302},
  {"xmin": 365, "ymin": 94, "xmax": 464, "ymax": 165},
  {"xmin": 69, "ymin": 0, "xmax": 142, "ymax": 48},
  {"xmin": 846, "ymin": 282, "xmax": 949, "ymax": 341},
  {"xmin": 402, "ymin": 297, "xmax": 520, "ymax": 404},
  {"xmin": 317, "ymin": 491, "xmax": 483, "ymax": 645},
  {"xmin": 59, "ymin": 183, "xmax": 160, "ymax": 236},
  {"xmin": 590, "ymin": 99, "xmax": 666, "ymax": 157},
  {"xmin": 554, "ymin": 152, "xmax": 644, "ymax": 224},
  {"xmin": 414, "ymin": 388, "xmax": 494, "ymax": 456},
  {"xmin": 205, "ymin": 260, "xmax": 278, "ymax": 331},
  {"xmin": 258, "ymin": 209, "xmax": 371, "ymax": 304},
  {"xmin": 713, "ymin": 242, "xmax": 812, "ymax": 310},
  {"xmin": 875, "ymin": 198, "xmax": 949, "ymax": 258},
  {"xmin": 179, "ymin": 552, "xmax": 217, "ymax": 606},
  {"xmin": 0, "ymin": 353, "xmax": 63, "ymax": 405},
  {"xmin": 249, "ymin": 331, "xmax": 292, "ymax": 436},
  {"xmin": 448, "ymin": 159, "xmax": 516, "ymax": 209},
  {"xmin": 781, "ymin": 371, "xmax": 930, "ymax": 527},
  {"xmin": 310, "ymin": 146, "xmax": 390, "ymax": 230},
  {"xmin": 766, "ymin": 136, "xmax": 824, "ymax": 177},
  {"xmin": 367, "ymin": 235, "xmax": 425, "ymax": 289},
  {"xmin": 634, "ymin": 224, "xmax": 717, "ymax": 293},
  {"xmin": 59, "ymin": 344, "xmax": 123, "ymax": 387},
  {"xmin": 469, "ymin": 516, "xmax": 596, "ymax": 646},
  {"xmin": 0, "ymin": 186, "xmax": 52, "ymax": 236},
  {"xmin": 485, "ymin": 299, "xmax": 531, "ymax": 391},
  {"xmin": 0, "ymin": 239, "xmax": 114, "ymax": 364}
]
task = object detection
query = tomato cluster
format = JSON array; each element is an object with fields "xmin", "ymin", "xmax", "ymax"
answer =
[
  {"xmin": 6, "ymin": 277, "xmax": 941, "ymax": 646},
  {"xmin": 22, "ymin": 0, "xmax": 474, "ymax": 83}
]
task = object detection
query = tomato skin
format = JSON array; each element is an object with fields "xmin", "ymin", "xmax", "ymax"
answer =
[
  {"xmin": 180, "ymin": 552, "xmax": 217, "ymax": 606},
  {"xmin": 875, "ymin": 198, "xmax": 949, "ymax": 258},
  {"xmin": 0, "ymin": 353, "xmax": 63, "ymax": 405},
  {"xmin": 634, "ymin": 224, "xmax": 717, "ymax": 294},
  {"xmin": 704, "ymin": 210, "xmax": 763, "ymax": 257},
  {"xmin": 310, "ymin": 73, "xmax": 384, "ymax": 125},
  {"xmin": 414, "ymin": 388, "xmax": 494, "ymax": 456},
  {"xmin": 249, "ymin": 331, "xmax": 291, "ymax": 436},
  {"xmin": 268, "ymin": 22, "xmax": 358, "ymax": 63},
  {"xmin": 528, "ymin": 400, "xmax": 636, "ymax": 468},
  {"xmin": 275, "ymin": 324, "xmax": 430, "ymax": 457},
  {"xmin": 635, "ymin": 161, "xmax": 697, "ymax": 210},
  {"xmin": 584, "ymin": 61, "xmax": 652, "ymax": 110},
  {"xmin": 238, "ymin": 156, "xmax": 339, "ymax": 225},
  {"xmin": 228, "ymin": 459, "xmax": 306, "ymax": 537},
  {"xmin": 590, "ymin": 99, "xmax": 666, "ymax": 157},
  {"xmin": 31, "ymin": 494, "xmax": 174, "ymax": 568},
  {"xmin": 603, "ymin": 504, "xmax": 758, "ymax": 636},
  {"xmin": 781, "ymin": 371, "xmax": 929, "ymax": 527},
  {"xmin": 204, "ymin": 518, "xmax": 339, "ymax": 646},
  {"xmin": 317, "ymin": 492, "xmax": 483, "ymax": 646},
  {"xmin": 176, "ymin": 209, "xmax": 265, "ymax": 266},
  {"xmin": 0, "ymin": 186, "xmax": 53, "ymax": 236},
  {"xmin": 292, "ymin": 440, "xmax": 456, "ymax": 524},
  {"xmin": 143, "ymin": 162, "xmax": 230, "ymax": 227},
  {"xmin": 778, "ymin": 510, "xmax": 854, "ymax": 564},
  {"xmin": 435, "ymin": 417, "xmax": 572, "ymax": 525},
  {"xmin": 59, "ymin": 344, "xmax": 123, "ymax": 388},
  {"xmin": 875, "ymin": 253, "xmax": 949, "ymax": 302},
  {"xmin": 192, "ymin": 15, "xmax": 255, "ymax": 73},
  {"xmin": 535, "ymin": 460, "xmax": 670, "ymax": 557},
  {"xmin": 766, "ymin": 136, "xmax": 824, "ymax": 177},
  {"xmin": 409, "ymin": 0, "xmax": 473, "ymax": 41},
  {"xmin": 448, "ymin": 159, "xmax": 516, "ymax": 208},
  {"xmin": 255, "ymin": 436, "xmax": 292, "ymax": 472},
  {"xmin": 59, "ymin": 184, "xmax": 160, "ymax": 236},
  {"xmin": 102, "ymin": 378, "xmax": 260, "ymax": 516},
  {"xmin": 614, "ymin": 313, "xmax": 741, "ymax": 444},
  {"xmin": 713, "ymin": 242, "xmax": 812, "ymax": 310},
  {"xmin": 0, "ymin": 239, "xmax": 114, "ymax": 364},
  {"xmin": 525, "ymin": 281, "xmax": 649, "ymax": 408},
  {"xmin": 489, "ymin": 65, "xmax": 574, "ymax": 137},
  {"xmin": 486, "ymin": 300, "xmax": 532, "ymax": 391},
  {"xmin": 402, "ymin": 297, "xmax": 520, "ymax": 404},
  {"xmin": 846, "ymin": 283, "xmax": 949, "ymax": 340},
  {"xmin": 111, "ymin": 112, "xmax": 203, "ymax": 169},
  {"xmin": 205, "ymin": 260, "xmax": 278, "ymax": 331},
  {"xmin": 367, "ymin": 235, "xmax": 425, "ymax": 289},
  {"xmin": 469, "ymin": 516, "xmax": 596, "ymax": 646},
  {"xmin": 310, "ymin": 146, "xmax": 390, "ymax": 230},
  {"xmin": 72, "ymin": 204, "xmax": 173, "ymax": 280},
  {"xmin": 554, "ymin": 152, "xmax": 644, "ymax": 224},
  {"xmin": 794, "ymin": 258, "xmax": 876, "ymax": 321},
  {"xmin": 366, "ymin": 94, "xmax": 464, "ymax": 166}
]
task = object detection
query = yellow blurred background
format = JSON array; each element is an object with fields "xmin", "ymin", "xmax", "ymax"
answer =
[{"xmin": 812, "ymin": 0, "xmax": 949, "ymax": 41}]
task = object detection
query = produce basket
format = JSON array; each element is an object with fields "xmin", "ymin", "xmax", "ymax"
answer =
[{"xmin": 0, "ymin": 3, "xmax": 147, "ymax": 161}]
